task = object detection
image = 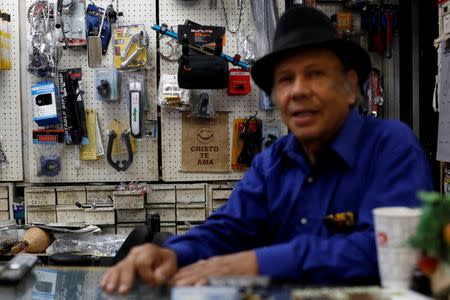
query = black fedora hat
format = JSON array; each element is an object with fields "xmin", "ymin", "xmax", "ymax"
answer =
[{"xmin": 251, "ymin": 5, "xmax": 371, "ymax": 95}]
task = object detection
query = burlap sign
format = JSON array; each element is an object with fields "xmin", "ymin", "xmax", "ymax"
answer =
[{"xmin": 181, "ymin": 112, "xmax": 230, "ymax": 172}]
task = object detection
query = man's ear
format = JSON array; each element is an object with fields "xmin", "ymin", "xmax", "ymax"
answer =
[{"xmin": 345, "ymin": 69, "xmax": 358, "ymax": 106}]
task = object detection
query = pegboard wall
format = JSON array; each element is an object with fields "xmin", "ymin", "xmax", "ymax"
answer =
[
  {"xmin": 8, "ymin": 0, "xmax": 399, "ymax": 184},
  {"xmin": 160, "ymin": 0, "xmax": 286, "ymax": 181},
  {"xmin": 0, "ymin": 0, "xmax": 23, "ymax": 181},
  {"xmin": 159, "ymin": 0, "xmax": 399, "ymax": 181},
  {"xmin": 22, "ymin": 0, "xmax": 159, "ymax": 183}
]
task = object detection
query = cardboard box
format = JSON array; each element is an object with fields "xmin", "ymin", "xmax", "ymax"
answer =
[
  {"xmin": 0, "ymin": 186, "xmax": 8, "ymax": 199},
  {"xmin": 86, "ymin": 186, "xmax": 115, "ymax": 204},
  {"xmin": 212, "ymin": 199, "xmax": 227, "ymax": 212},
  {"xmin": 116, "ymin": 223, "xmax": 144, "ymax": 235},
  {"xmin": 0, "ymin": 211, "xmax": 9, "ymax": 221},
  {"xmin": 0, "ymin": 199, "xmax": 8, "ymax": 211},
  {"xmin": 212, "ymin": 189, "xmax": 232, "ymax": 200},
  {"xmin": 56, "ymin": 205, "xmax": 85, "ymax": 225},
  {"xmin": 207, "ymin": 184, "xmax": 234, "ymax": 214},
  {"xmin": 27, "ymin": 206, "xmax": 56, "ymax": 224},
  {"xmin": 176, "ymin": 224, "xmax": 198, "ymax": 235},
  {"xmin": 113, "ymin": 191, "xmax": 145, "ymax": 209},
  {"xmin": 116, "ymin": 209, "xmax": 146, "ymax": 223},
  {"xmin": 25, "ymin": 187, "xmax": 56, "ymax": 206},
  {"xmin": 161, "ymin": 222, "xmax": 176, "ymax": 234},
  {"xmin": 176, "ymin": 203, "xmax": 206, "ymax": 222},
  {"xmin": 145, "ymin": 204, "xmax": 175, "ymax": 222},
  {"xmin": 98, "ymin": 225, "xmax": 116, "ymax": 235},
  {"xmin": 84, "ymin": 207, "xmax": 115, "ymax": 225},
  {"xmin": 56, "ymin": 186, "xmax": 86, "ymax": 205},
  {"xmin": 176, "ymin": 184, "xmax": 206, "ymax": 203},
  {"xmin": 147, "ymin": 185, "xmax": 175, "ymax": 204}
]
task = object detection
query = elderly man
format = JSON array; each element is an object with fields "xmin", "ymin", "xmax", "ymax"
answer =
[{"xmin": 101, "ymin": 6, "xmax": 432, "ymax": 294}]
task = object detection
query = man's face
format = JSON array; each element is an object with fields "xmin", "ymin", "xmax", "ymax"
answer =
[{"xmin": 272, "ymin": 49, "xmax": 358, "ymax": 146}]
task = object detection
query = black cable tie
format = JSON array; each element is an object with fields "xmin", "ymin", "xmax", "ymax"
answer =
[
  {"xmin": 160, "ymin": 23, "xmax": 168, "ymax": 34},
  {"xmin": 232, "ymin": 54, "xmax": 241, "ymax": 66}
]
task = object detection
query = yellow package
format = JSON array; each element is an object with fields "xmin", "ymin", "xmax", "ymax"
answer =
[
  {"xmin": 114, "ymin": 25, "xmax": 148, "ymax": 69},
  {"xmin": 108, "ymin": 119, "xmax": 136, "ymax": 156},
  {"xmin": 0, "ymin": 12, "xmax": 5, "ymax": 70},
  {"xmin": 80, "ymin": 110, "xmax": 100, "ymax": 160},
  {"xmin": 231, "ymin": 118, "xmax": 245, "ymax": 171}
]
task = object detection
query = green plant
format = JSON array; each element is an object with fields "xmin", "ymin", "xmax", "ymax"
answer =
[{"xmin": 410, "ymin": 191, "xmax": 450, "ymax": 263}]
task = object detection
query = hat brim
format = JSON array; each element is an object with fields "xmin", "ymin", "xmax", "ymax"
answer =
[{"xmin": 250, "ymin": 39, "xmax": 372, "ymax": 95}]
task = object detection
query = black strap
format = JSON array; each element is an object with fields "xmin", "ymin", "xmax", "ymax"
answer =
[
  {"xmin": 182, "ymin": 34, "xmax": 189, "ymax": 55},
  {"xmin": 159, "ymin": 23, "xmax": 168, "ymax": 34},
  {"xmin": 214, "ymin": 37, "xmax": 223, "ymax": 56},
  {"xmin": 231, "ymin": 54, "xmax": 241, "ymax": 66}
]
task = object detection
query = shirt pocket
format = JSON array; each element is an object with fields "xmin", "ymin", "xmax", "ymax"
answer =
[{"xmin": 295, "ymin": 216, "xmax": 324, "ymax": 236}]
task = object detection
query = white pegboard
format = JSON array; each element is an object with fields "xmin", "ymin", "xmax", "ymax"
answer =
[
  {"xmin": 22, "ymin": 0, "xmax": 159, "ymax": 183},
  {"xmin": 159, "ymin": 0, "xmax": 286, "ymax": 182},
  {"xmin": 0, "ymin": 0, "xmax": 23, "ymax": 181}
]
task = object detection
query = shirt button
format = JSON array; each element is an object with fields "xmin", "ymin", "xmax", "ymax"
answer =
[
  {"xmin": 306, "ymin": 176, "xmax": 314, "ymax": 184},
  {"xmin": 300, "ymin": 218, "xmax": 308, "ymax": 225}
]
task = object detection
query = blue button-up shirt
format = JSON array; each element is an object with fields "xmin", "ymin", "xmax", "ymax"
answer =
[{"xmin": 165, "ymin": 110, "xmax": 433, "ymax": 284}]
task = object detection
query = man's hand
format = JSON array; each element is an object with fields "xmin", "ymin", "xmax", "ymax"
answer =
[
  {"xmin": 100, "ymin": 243, "xmax": 177, "ymax": 294},
  {"xmin": 171, "ymin": 250, "xmax": 258, "ymax": 286}
]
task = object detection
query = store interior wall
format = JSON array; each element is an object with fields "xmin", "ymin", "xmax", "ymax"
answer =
[{"xmin": 0, "ymin": 0, "xmax": 441, "ymax": 189}]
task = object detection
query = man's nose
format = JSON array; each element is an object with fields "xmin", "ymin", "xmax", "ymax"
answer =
[{"xmin": 290, "ymin": 76, "xmax": 311, "ymax": 99}]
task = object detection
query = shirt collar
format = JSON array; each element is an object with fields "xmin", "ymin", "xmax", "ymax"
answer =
[
  {"xmin": 329, "ymin": 109, "xmax": 363, "ymax": 168},
  {"xmin": 283, "ymin": 109, "xmax": 363, "ymax": 169}
]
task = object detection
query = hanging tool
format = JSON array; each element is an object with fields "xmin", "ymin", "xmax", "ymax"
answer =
[
  {"xmin": 106, "ymin": 129, "xmax": 133, "ymax": 172},
  {"xmin": 237, "ymin": 114, "xmax": 262, "ymax": 167},
  {"xmin": 58, "ymin": 68, "xmax": 89, "ymax": 145},
  {"xmin": 55, "ymin": 0, "xmax": 68, "ymax": 48},
  {"xmin": 38, "ymin": 155, "xmax": 62, "ymax": 177},
  {"xmin": 27, "ymin": 0, "xmax": 59, "ymax": 77},
  {"xmin": 120, "ymin": 30, "xmax": 148, "ymax": 68},
  {"xmin": 372, "ymin": 6, "xmax": 385, "ymax": 54},
  {"xmin": 87, "ymin": 2, "xmax": 109, "ymax": 67},
  {"xmin": 382, "ymin": 9, "xmax": 396, "ymax": 58},
  {"xmin": 364, "ymin": 69, "xmax": 384, "ymax": 118},
  {"xmin": 87, "ymin": 0, "xmax": 114, "ymax": 58},
  {"xmin": 129, "ymin": 80, "xmax": 142, "ymax": 138},
  {"xmin": 151, "ymin": 24, "xmax": 250, "ymax": 70},
  {"xmin": 56, "ymin": 0, "xmax": 87, "ymax": 47}
]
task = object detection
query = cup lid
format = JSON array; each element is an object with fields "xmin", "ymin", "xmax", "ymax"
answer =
[{"xmin": 373, "ymin": 206, "xmax": 422, "ymax": 217}]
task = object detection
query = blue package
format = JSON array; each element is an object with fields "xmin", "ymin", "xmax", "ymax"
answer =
[{"xmin": 31, "ymin": 81, "xmax": 60, "ymax": 127}]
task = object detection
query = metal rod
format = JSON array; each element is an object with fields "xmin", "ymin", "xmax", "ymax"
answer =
[{"xmin": 151, "ymin": 24, "xmax": 250, "ymax": 70}]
